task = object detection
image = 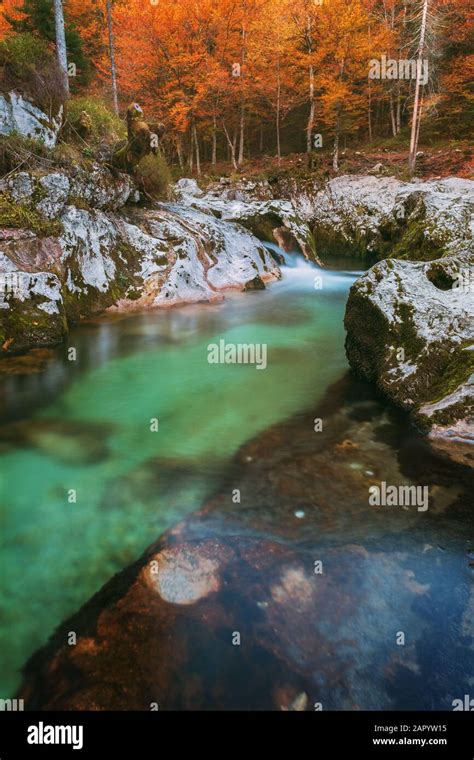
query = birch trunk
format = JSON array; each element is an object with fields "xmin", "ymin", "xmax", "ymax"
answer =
[
  {"xmin": 106, "ymin": 0, "xmax": 119, "ymax": 115},
  {"xmin": 238, "ymin": 24, "xmax": 246, "ymax": 166},
  {"xmin": 409, "ymin": 0, "xmax": 429, "ymax": 174},
  {"xmin": 193, "ymin": 124, "xmax": 201, "ymax": 176},
  {"xmin": 53, "ymin": 0, "xmax": 69, "ymax": 97},
  {"xmin": 389, "ymin": 92, "xmax": 397, "ymax": 136}
]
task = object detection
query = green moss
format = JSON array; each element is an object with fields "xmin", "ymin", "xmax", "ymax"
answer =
[
  {"xmin": 31, "ymin": 184, "xmax": 47, "ymax": 204},
  {"xmin": 237, "ymin": 212, "xmax": 282, "ymax": 243},
  {"xmin": 67, "ymin": 195, "xmax": 92, "ymax": 211},
  {"xmin": 0, "ymin": 192, "xmax": 63, "ymax": 237},
  {"xmin": 397, "ymin": 302, "xmax": 426, "ymax": 360},
  {"xmin": 426, "ymin": 343, "xmax": 474, "ymax": 404},
  {"xmin": 388, "ymin": 217, "xmax": 451, "ymax": 261}
]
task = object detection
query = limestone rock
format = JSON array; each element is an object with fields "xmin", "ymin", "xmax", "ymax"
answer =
[
  {"xmin": 345, "ymin": 252, "xmax": 474, "ymax": 463},
  {"xmin": 0, "ymin": 168, "xmax": 280, "ymax": 352},
  {"xmin": 0, "ymin": 270, "xmax": 66, "ymax": 352},
  {"xmin": 308, "ymin": 175, "xmax": 474, "ymax": 260},
  {"xmin": 174, "ymin": 177, "xmax": 318, "ymax": 261},
  {"xmin": 0, "ymin": 92, "xmax": 62, "ymax": 148}
]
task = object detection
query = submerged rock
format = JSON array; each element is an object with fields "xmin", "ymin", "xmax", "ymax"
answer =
[
  {"xmin": 19, "ymin": 535, "xmax": 454, "ymax": 711},
  {"xmin": 345, "ymin": 253, "xmax": 474, "ymax": 464},
  {"xmin": 0, "ymin": 418, "xmax": 112, "ymax": 465},
  {"xmin": 17, "ymin": 375, "xmax": 474, "ymax": 710}
]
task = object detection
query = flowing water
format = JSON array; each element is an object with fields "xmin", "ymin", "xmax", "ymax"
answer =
[{"xmin": 0, "ymin": 254, "xmax": 364, "ymax": 697}]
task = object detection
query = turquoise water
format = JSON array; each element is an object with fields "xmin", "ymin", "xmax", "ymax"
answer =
[{"xmin": 0, "ymin": 256, "xmax": 361, "ymax": 697}]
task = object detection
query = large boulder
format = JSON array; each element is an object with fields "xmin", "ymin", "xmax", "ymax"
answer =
[
  {"xmin": 344, "ymin": 253, "xmax": 474, "ymax": 463},
  {"xmin": 0, "ymin": 91, "xmax": 62, "ymax": 148},
  {"xmin": 198, "ymin": 174, "xmax": 474, "ymax": 262}
]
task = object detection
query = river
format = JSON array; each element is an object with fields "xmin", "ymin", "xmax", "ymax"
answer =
[{"xmin": 0, "ymin": 252, "xmax": 472, "ymax": 707}]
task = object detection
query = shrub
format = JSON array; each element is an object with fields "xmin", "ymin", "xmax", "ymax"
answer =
[
  {"xmin": 135, "ymin": 152, "xmax": 171, "ymax": 200},
  {"xmin": 0, "ymin": 32, "xmax": 66, "ymax": 114},
  {"xmin": 0, "ymin": 32, "xmax": 48, "ymax": 70},
  {"xmin": 0, "ymin": 133, "xmax": 52, "ymax": 174},
  {"xmin": 66, "ymin": 97, "xmax": 126, "ymax": 143}
]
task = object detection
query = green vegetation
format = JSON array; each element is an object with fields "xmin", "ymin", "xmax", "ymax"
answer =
[
  {"xmin": 0, "ymin": 32, "xmax": 66, "ymax": 113},
  {"xmin": 0, "ymin": 192, "xmax": 63, "ymax": 237},
  {"xmin": 67, "ymin": 96, "xmax": 126, "ymax": 143},
  {"xmin": 6, "ymin": 0, "xmax": 91, "ymax": 87},
  {"xmin": 135, "ymin": 152, "xmax": 171, "ymax": 200},
  {"xmin": 0, "ymin": 32, "xmax": 48, "ymax": 71}
]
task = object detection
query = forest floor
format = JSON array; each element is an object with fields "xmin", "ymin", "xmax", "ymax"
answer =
[{"xmin": 181, "ymin": 138, "xmax": 473, "ymax": 185}]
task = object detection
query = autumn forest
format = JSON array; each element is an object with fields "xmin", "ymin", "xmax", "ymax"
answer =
[{"xmin": 0, "ymin": 0, "xmax": 472, "ymax": 175}]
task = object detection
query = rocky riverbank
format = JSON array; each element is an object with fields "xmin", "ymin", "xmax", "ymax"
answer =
[
  {"xmin": 199, "ymin": 173, "xmax": 474, "ymax": 261},
  {"xmin": 0, "ymin": 93, "xmax": 471, "ymax": 454},
  {"xmin": 173, "ymin": 174, "xmax": 473, "ymax": 453}
]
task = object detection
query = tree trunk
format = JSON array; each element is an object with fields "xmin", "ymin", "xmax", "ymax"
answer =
[
  {"xmin": 389, "ymin": 92, "xmax": 397, "ymax": 136},
  {"xmin": 332, "ymin": 59, "xmax": 345, "ymax": 172},
  {"xmin": 306, "ymin": 64, "xmax": 315, "ymax": 158},
  {"xmin": 409, "ymin": 0, "xmax": 429, "ymax": 174},
  {"xmin": 238, "ymin": 102, "xmax": 245, "ymax": 165},
  {"xmin": 276, "ymin": 56, "xmax": 281, "ymax": 162},
  {"xmin": 176, "ymin": 138, "xmax": 184, "ymax": 170},
  {"xmin": 368, "ymin": 22, "xmax": 373, "ymax": 141},
  {"xmin": 193, "ymin": 123, "xmax": 201, "ymax": 176},
  {"xmin": 305, "ymin": 15, "xmax": 315, "ymax": 163},
  {"xmin": 188, "ymin": 131, "xmax": 193, "ymax": 172},
  {"xmin": 396, "ymin": 87, "xmax": 401, "ymax": 133},
  {"xmin": 238, "ymin": 23, "xmax": 246, "ymax": 166},
  {"xmin": 368, "ymin": 79, "xmax": 373, "ymax": 142},
  {"xmin": 222, "ymin": 121, "xmax": 238, "ymax": 170},
  {"xmin": 333, "ymin": 131, "xmax": 339, "ymax": 172},
  {"xmin": 53, "ymin": 0, "xmax": 69, "ymax": 97},
  {"xmin": 212, "ymin": 110, "xmax": 217, "ymax": 166},
  {"xmin": 415, "ymin": 92, "xmax": 423, "ymax": 148},
  {"xmin": 105, "ymin": 0, "xmax": 119, "ymax": 115}
]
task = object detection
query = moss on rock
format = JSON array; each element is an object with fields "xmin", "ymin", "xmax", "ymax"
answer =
[{"xmin": 0, "ymin": 192, "xmax": 63, "ymax": 237}]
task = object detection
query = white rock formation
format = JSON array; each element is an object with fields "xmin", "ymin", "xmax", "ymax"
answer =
[
  {"xmin": 175, "ymin": 177, "xmax": 317, "ymax": 260},
  {"xmin": 308, "ymin": 175, "xmax": 474, "ymax": 257},
  {"xmin": 0, "ymin": 169, "xmax": 281, "ymax": 351},
  {"xmin": 345, "ymin": 253, "xmax": 474, "ymax": 462},
  {"xmin": 0, "ymin": 92, "xmax": 62, "ymax": 148}
]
